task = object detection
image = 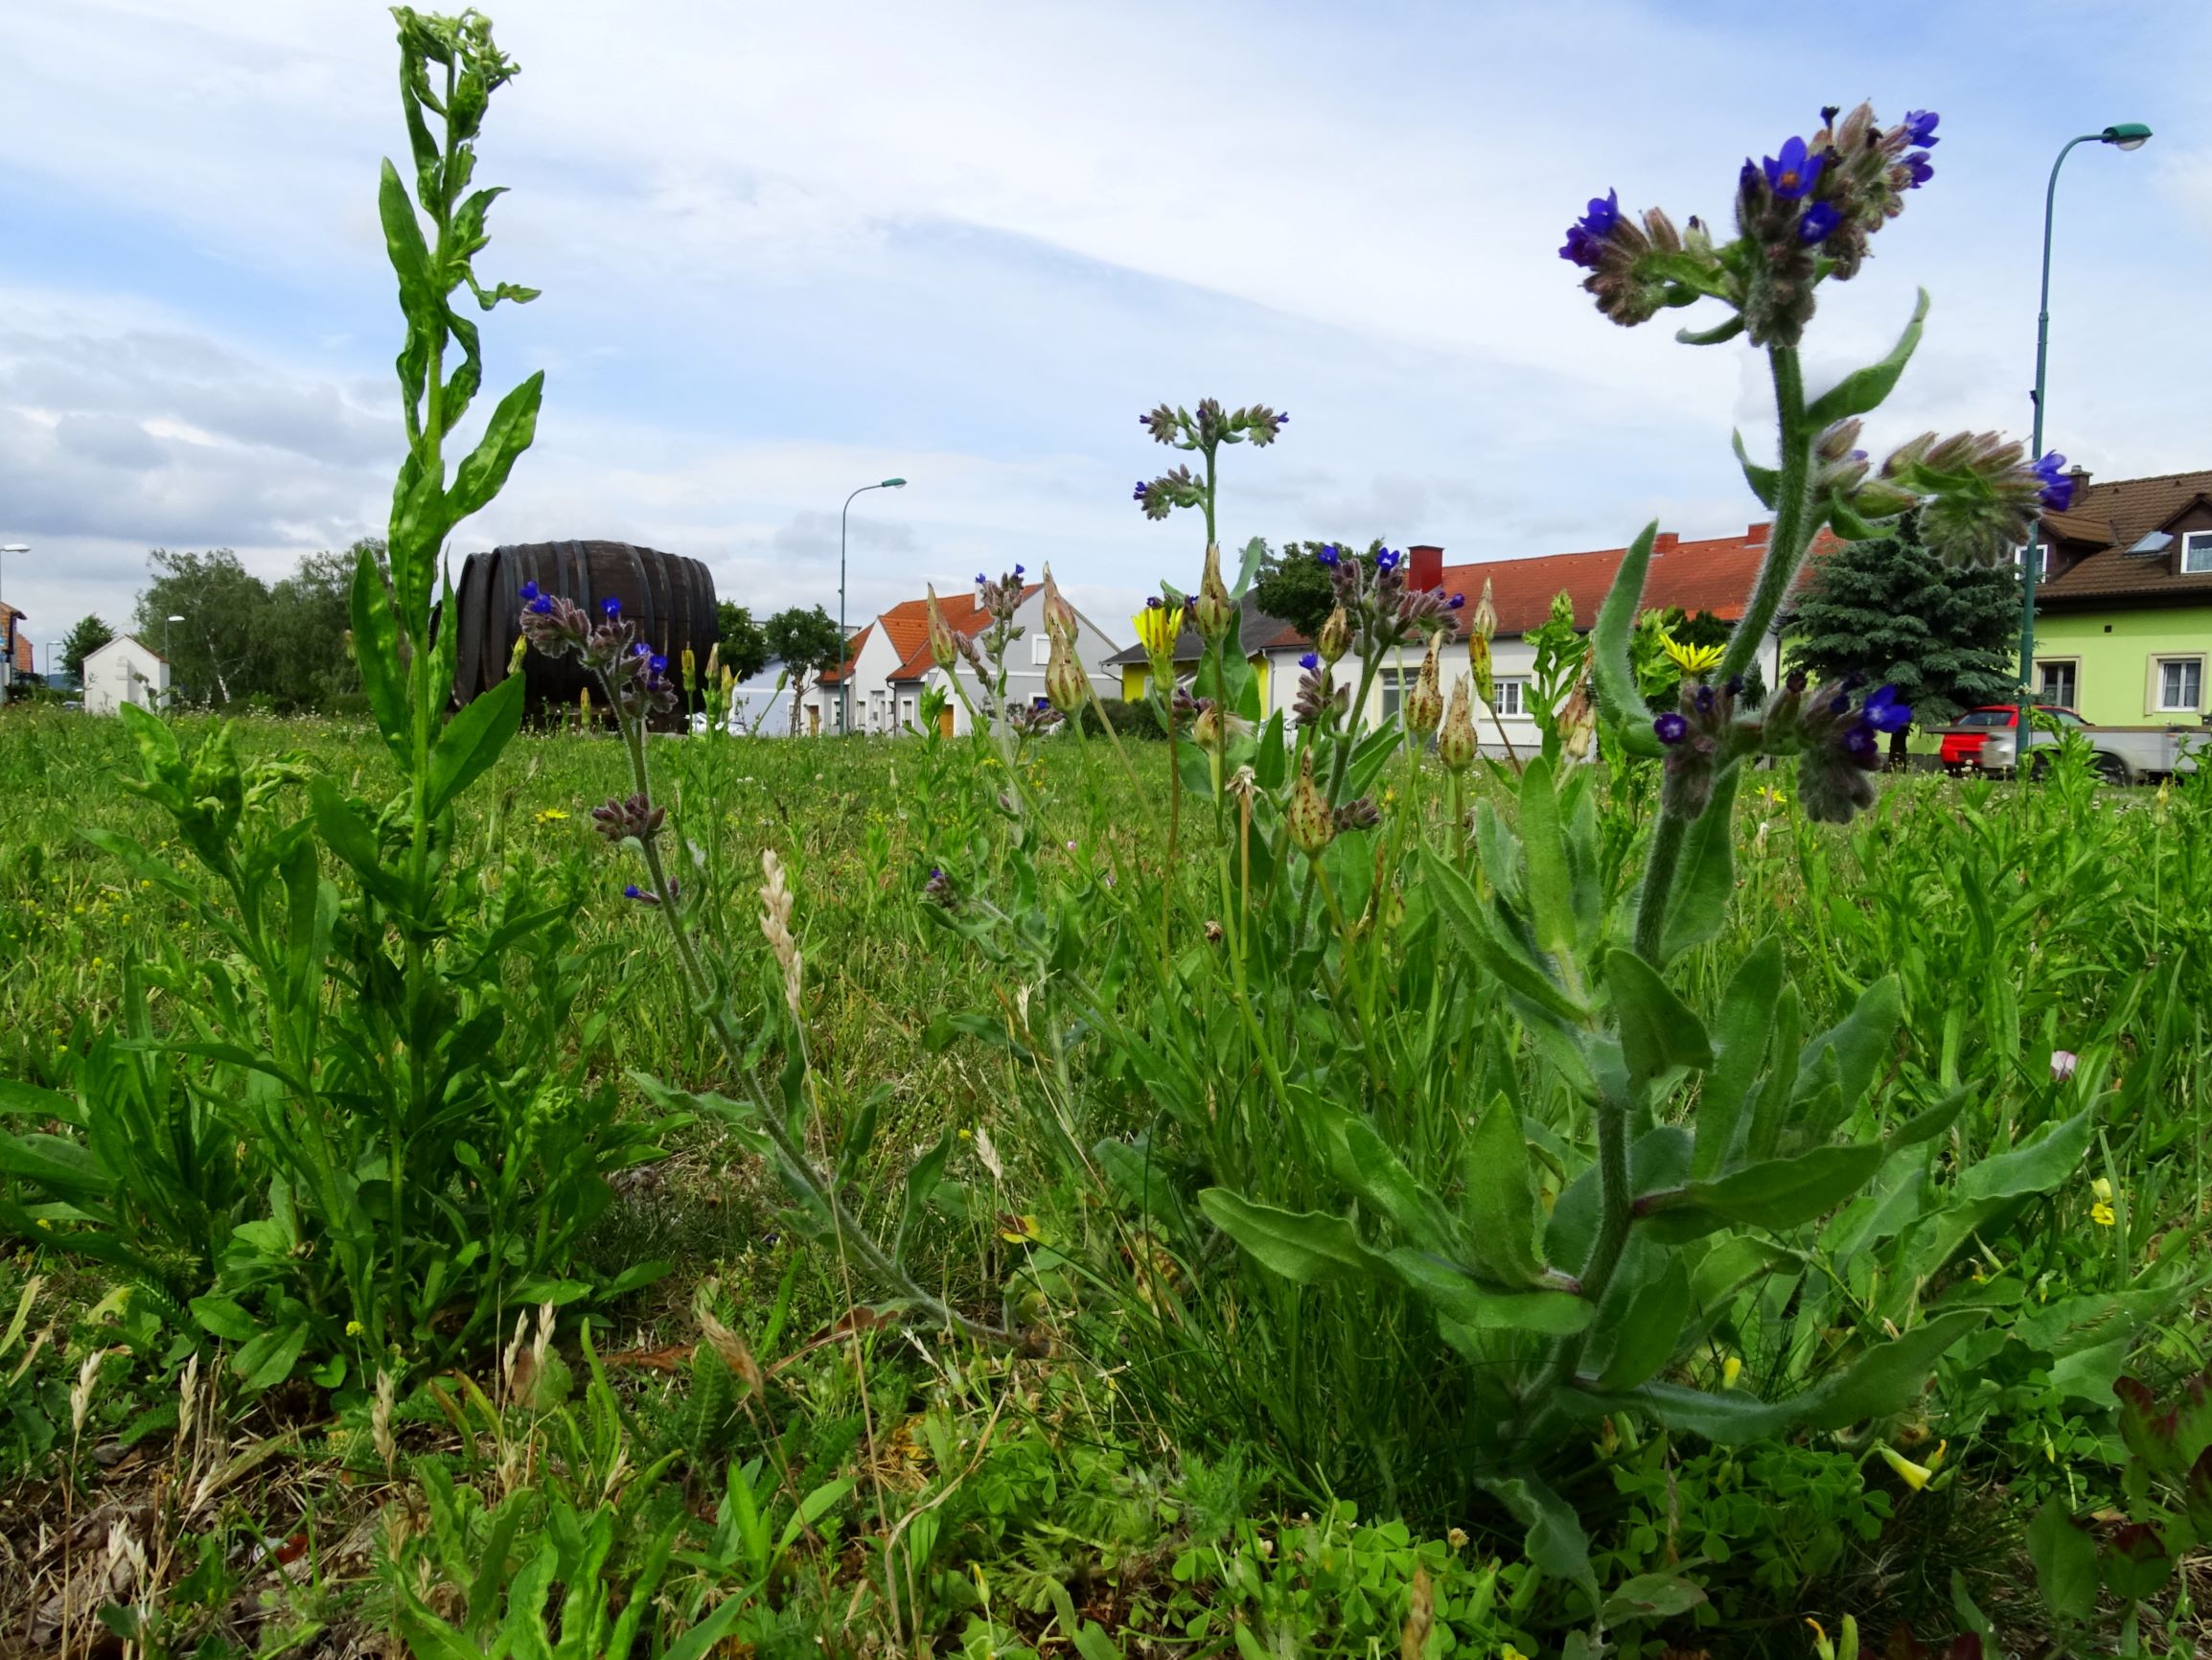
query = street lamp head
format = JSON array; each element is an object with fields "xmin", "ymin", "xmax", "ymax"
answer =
[
  {"xmin": 2102, "ymin": 123, "xmax": 2153, "ymax": 151},
  {"xmin": 167, "ymin": 613, "xmax": 186, "ymax": 623},
  {"xmin": 882, "ymin": 477, "xmax": 907, "ymax": 489},
  {"xmin": 1, "ymin": 544, "xmax": 28, "ymax": 554}
]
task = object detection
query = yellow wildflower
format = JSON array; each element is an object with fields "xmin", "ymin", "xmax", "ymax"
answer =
[
  {"xmin": 2091, "ymin": 1199, "xmax": 2116, "ymax": 1227},
  {"xmin": 1132, "ymin": 602, "xmax": 1180, "ymax": 659},
  {"xmin": 1877, "ymin": 1442, "xmax": 1934, "ymax": 1491},
  {"xmin": 1721, "ymin": 1354, "xmax": 1742, "ymax": 1389},
  {"xmin": 1662, "ymin": 634, "xmax": 1726, "ymax": 677},
  {"xmin": 346, "ymin": 1320, "xmax": 365, "ymax": 1337}
]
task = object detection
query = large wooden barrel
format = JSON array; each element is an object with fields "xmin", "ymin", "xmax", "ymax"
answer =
[{"xmin": 451, "ymin": 541, "xmax": 718, "ymax": 730}]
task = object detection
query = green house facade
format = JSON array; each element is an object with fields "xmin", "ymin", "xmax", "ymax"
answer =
[{"xmin": 2032, "ymin": 468, "xmax": 2212, "ymax": 728}]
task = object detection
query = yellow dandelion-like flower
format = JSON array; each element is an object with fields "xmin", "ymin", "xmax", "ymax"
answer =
[
  {"xmin": 2091, "ymin": 1199, "xmax": 2116, "ymax": 1227},
  {"xmin": 1132, "ymin": 603, "xmax": 1180, "ymax": 658},
  {"xmin": 346, "ymin": 1320, "xmax": 365, "ymax": 1337},
  {"xmin": 1662, "ymin": 635, "xmax": 1726, "ymax": 677}
]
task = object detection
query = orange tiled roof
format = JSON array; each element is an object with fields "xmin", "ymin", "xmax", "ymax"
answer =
[{"xmin": 886, "ymin": 584, "xmax": 1039, "ymax": 681}]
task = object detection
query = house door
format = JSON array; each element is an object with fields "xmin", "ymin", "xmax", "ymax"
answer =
[
  {"xmin": 937, "ymin": 705, "xmax": 955, "ymax": 737},
  {"xmin": 806, "ymin": 703, "xmax": 819, "ymax": 735}
]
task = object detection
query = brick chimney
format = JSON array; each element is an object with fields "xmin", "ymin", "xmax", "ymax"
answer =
[
  {"xmin": 1653, "ymin": 531, "xmax": 1679, "ymax": 553},
  {"xmin": 1747, "ymin": 521, "xmax": 1773, "ymax": 543},
  {"xmin": 2067, "ymin": 464, "xmax": 2091, "ymax": 496},
  {"xmin": 1408, "ymin": 543, "xmax": 1444, "ymax": 590}
]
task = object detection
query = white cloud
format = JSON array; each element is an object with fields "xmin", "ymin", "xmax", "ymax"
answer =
[{"xmin": 5, "ymin": 0, "xmax": 2212, "ymax": 651}]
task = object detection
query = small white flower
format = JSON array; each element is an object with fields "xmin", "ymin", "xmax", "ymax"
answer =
[{"xmin": 2050, "ymin": 1049, "xmax": 2079, "ymax": 1082}]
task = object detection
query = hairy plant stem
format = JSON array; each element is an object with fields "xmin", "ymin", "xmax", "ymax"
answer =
[{"xmin": 1631, "ymin": 811, "xmax": 1688, "ymax": 964}]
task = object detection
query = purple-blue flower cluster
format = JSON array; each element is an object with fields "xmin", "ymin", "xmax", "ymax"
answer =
[
  {"xmin": 1559, "ymin": 189, "xmax": 1621, "ymax": 269},
  {"xmin": 2034, "ymin": 450, "xmax": 2076, "ymax": 512}
]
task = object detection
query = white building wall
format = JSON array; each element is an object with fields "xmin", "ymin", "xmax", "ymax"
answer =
[{"xmin": 82, "ymin": 637, "xmax": 170, "ymax": 716}]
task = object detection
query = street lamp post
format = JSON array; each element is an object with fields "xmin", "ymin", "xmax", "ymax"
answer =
[
  {"xmin": 166, "ymin": 614, "xmax": 185, "ymax": 706},
  {"xmin": 2018, "ymin": 123, "xmax": 2152, "ymax": 697},
  {"xmin": 0, "ymin": 544, "xmax": 26, "ymax": 692},
  {"xmin": 837, "ymin": 476, "xmax": 908, "ymax": 735}
]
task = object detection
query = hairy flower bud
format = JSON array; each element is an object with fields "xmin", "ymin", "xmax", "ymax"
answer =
[
  {"xmin": 1438, "ymin": 678, "xmax": 1477, "ymax": 772},
  {"xmin": 1332, "ymin": 797, "xmax": 1381, "ymax": 833},
  {"xmin": 1287, "ymin": 748, "xmax": 1335, "ymax": 856},
  {"xmin": 1045, "ymin": 629, "xmax": 1088, "ymax": 715},
  {"xmin": 923, "ymin": 585, "xmax": 958, "ymax": 673},
  {"xmin": 1192, "ymin": 542, "xmax": 1234, "ymax": 641},
  {"xmin": 1317, "ymin": 605, "xmax": 1352, "ymax": 666},
  {"xmin": 1815, "ymin": 417, "xmax": 1864, "ymax": 463},
  {"xmin": 1041, "ymin": 564, "xmax": 1079, "ymax": 647},
  {"xmin": 1405, "ymin": 637, "xmax": 1443, "ymax": 740}
]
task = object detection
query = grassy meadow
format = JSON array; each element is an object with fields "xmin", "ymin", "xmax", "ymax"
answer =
[{"xmin": 0, "ymin": 702, "xmax": 2207, "ymax": 1658}]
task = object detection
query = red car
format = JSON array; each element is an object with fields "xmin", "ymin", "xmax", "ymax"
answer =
[{"xmin": 1937, "ymin": 703, "xmax": 2085, "ymax": 772}]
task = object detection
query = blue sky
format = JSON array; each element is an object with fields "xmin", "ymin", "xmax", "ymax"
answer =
[{"xmin": 5, "ymin": 0, "xmax": 2209, "ymax": 656}]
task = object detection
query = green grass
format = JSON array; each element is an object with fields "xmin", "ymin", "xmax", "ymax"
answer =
[{"xmin": 1, "ymin": 706, "xmax": 2206, "ymax": 1658}]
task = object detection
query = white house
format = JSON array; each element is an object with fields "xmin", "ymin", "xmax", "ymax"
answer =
[
  {"xmin": 808, "ymin": 584, "xmax": 1122, "ymax": 737},
  {"xmin": 1241, "ymin": 530, "xmax": 1801, "ymax": 755},
  {"xmin": 82, "ymin": 635, "xmax": 171, "ymax": 716}
]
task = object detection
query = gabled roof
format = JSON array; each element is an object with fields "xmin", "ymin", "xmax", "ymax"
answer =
[
  {"xmin": 2037, "ymin": 468, "xmax": 2212, "ymax": 608},
  {"xmin": 84, "ymin": 634, "xmax": 166, "ymax": 664},
  {"xmin": 885, "ymin": 584, "xmax": 1039, "ymax": 682},
  {"xmin": 814, "ymin": 623, "xmax": 873, "ymax": 687}
]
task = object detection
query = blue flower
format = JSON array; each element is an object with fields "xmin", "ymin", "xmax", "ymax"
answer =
[
  {"xmin": 631, "ymin": 642, "xmax": 650, "ymax": 657},
  {"xmin": 1300, "ymin": 652, "xmax": 1320, "ymax": 671},
  {"xmin": 976, "ymin": 571, "xmax": 988, "ymax": 585},
  {"xmin": 2034, "ymin": 450, "xmax": 2075, "ymax": 511},
  {"xmin": 1798, "ymin": 201, "xmax": 1842, "ymax": 244},
  {"xmin": 1375, "ymin": 548, "xmax": 1401, "ymax": 573},
  {"xmin": 1841, "ymin": 721, "xmax": 1880, "ymax": 764},
  {"xmin": 1317, "ymin": 544, "xmax": 1340, "ymax": 567},
  {"xmin": 527, "ymin": 596, "xmax": 552, "ymax": 615},
  {"xmin": 1015, "ymin": 564, "xmax": 1025, "ymax": 577},
  {"xmin": 1146, "ymin": 595, "xmax": 1164, "ymax": 610},
  {"xmin": 623, "ymin": 884, "xmax": 646, "ymax": 900},
  {"xmin": 1862, "ymin": 683, "xmax": 1912, "ymax": 733},
  {"xmin": 650, "ymin": 654, "xmax": 669, "ymax": 674},
  {"xmin": 1133, "ymin": 481, "xmax": 1148, "ymax": 502},
  {"xmin": 1448, "ymin": 592, "xmax": 1466, "ymax": 610},
  {"xmin": 518, "ymin": 580, "xmax": 540, "ymax": 601},
  {"xmin": 1654, "ymin": 711, "xmax": 1689, "ymax": 745},
  {"xmin": 1763, "ymin": 136, "xmax": 1825, "ymax": 200},
  {"xmin": 601, "ymin": 597, "xmax": 621, "ymax": 618},
  {"xmin": 1902, "ymin": 109, "xmax": 1940, "ymax": 148},
  {"xmin": 1278, "ymin": 411, "xmax": 1290, "ymax": 424},
  {"xmin": 1559, "ymin": 189, "xmax": 1620, "ymax": 267},
  {"xmin": 1901, "ymin": 151, "xmax": 1934, "ymax": 190}
]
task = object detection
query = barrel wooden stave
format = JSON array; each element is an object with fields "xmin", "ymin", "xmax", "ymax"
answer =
[{"xmin": 451, "ymin": 541, "xmax": 717, "ymax": 729}]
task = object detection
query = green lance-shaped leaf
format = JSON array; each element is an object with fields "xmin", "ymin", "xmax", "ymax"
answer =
[
  {"xmin": 1693, "ymin": 937, "xmax": 1782, "ymax": 1178},
  {"xmin": 1676, "ymin": 313, "xmax": 1747, "ymax": 348},
  {"xmin": 387, "ymin": 449, "xmax": 451, "ymax": 640},
  {"xmin": 1617, "ymin": 1308, "xmax": 1982, "ymax": 1442},
  {"xmin": 1419, "ymin": 845, "xmax": 1588, "ymax": 1029},
  {"xmin": 2026, "ymin": 1497, "xmax": 2100, "ymax": 1623},
  {"xmin": 894, "ymin": 1129, "xmax": 955, "ymax": 1258},
  {"xmin": 1952, "ymin": 1109, "xmax": 2094, "ymax": 1206},
  {"xmin": 448, "ymin": 370, "xmax": 545, "ymax": 521},
  {"xmin": 1325, "ymin": 1109, "xmax": 1459, "ymax": 1258},
  {"xmin": 1804, "ymin": 288, "xmax": 1931, "ymax": 428},
  {"xmin": 426, "ymin": 672, "xmax": 524, "ymax": 820},
  {"xmin": 1516, "ymin": 755, "xmax": 1578, "ymax": 957},
  {"xmin": 1645, "ymin": 1141, "xmax": 1885, "ymax": 1240},
  {"xmin": 1606, "ymin": 949, "xmax": 1713, "ymax": 1086},
  {"xmin": 1659, "ymin": 762, "xmax": 1742, "ymax": 965},
  {"xmin": 1481, "ymin": 1471, "xmax": 1596, "ymax": 1597},
  {"xmin": 1794, "ymin": 974, "xmax": 1901, "ymax": 1118},
  {"xmin": 1743, "ymin": 983, "xmax": 1803, "ymax": 1162},
  {"xmin": 309, "ymin": 779, "xmax": 413, "ymax": 915},
  {"xmin": 1386, "ymin": 1250, "xmax": 1592, "ymax": 1334},
  {"xmin": 1592, "ymin": 522, "xmax": 1663, "ymax": 756},
  {"xmin": 378, "ymin": 159, "xmax": 440, "ymax": 327},
  {"xmin": 1464, "ymin": 1092, "xmax": 1548, "ymax": 1285},
  {"xmin": 1731, "ymin": 429, "xmax": 1779, "ymax": 510},
  {"xmin": 349, "ymin": 545, "xmax": 411, "ymax": 766},
  {"xmin": 1594, "ymin": 1256, "xmax": 1691, "ymax": 1392},
  {"xmin": 1197, "ymin": 1189, "xmax": 1389, "ymax": 1283}
]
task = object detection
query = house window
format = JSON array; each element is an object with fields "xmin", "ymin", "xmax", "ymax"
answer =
[
  {"xmin": 901, "ymin": 697, "xmax": 915, "ymax": 725},
  {"xmin": 2015, "ymin": 542, "xmax": 2050, "ymax": 578},
  {"xmin": 2155, "ymin": 657, "xmax": 2203, "ymax": 713},
  {"xmin": 2183, "ymin": 532, "xmax": 2212, "ymax": 574},
  {"xmin": 2037, "ymin": 660, "xmax": 2078, "ymax": 709},
  {"xmin": 1032, "ymin": 634, "xmax": 1052, "ymax": 666},
  {"xmin": 1379, "ymin": 667, "xmax": 1413, "ymax": 721},
  {"xmin": 1486, "ymin": 678, "xmax": 1527, "ymax": 718}
]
